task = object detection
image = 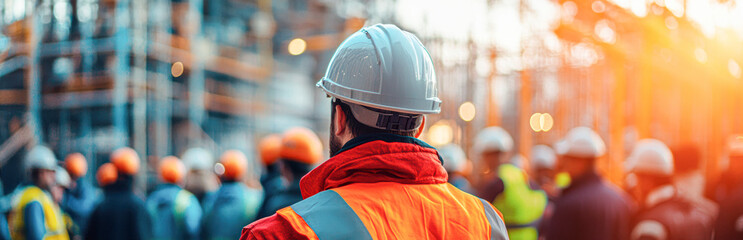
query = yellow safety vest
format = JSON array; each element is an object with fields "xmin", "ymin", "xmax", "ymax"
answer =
[
  {"xmin": 492, "ymin": 164, "xmax": 547, "ymax": 240},
  {"xmin": 9, "ymin": 186, "xmax": 69, "ymax": 240}
]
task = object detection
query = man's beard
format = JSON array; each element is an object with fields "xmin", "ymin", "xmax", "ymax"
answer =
[{"xmin": 329, "ymin": 120, "xmax": 343, "ymax": 157}]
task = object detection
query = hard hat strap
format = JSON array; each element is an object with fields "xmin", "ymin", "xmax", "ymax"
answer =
[{"xmin": 342, "ymin": 99, "xmax": 423, "ymax": 132}]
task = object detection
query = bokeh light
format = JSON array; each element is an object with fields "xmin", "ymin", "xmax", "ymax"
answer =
[
  {"xmin": 171, "ymin": 61, "xmax": 184, "ymax": 77},
  {"xmin": 288, "ymin": 38, "xmax": 307, "ymax": 55},
  {"xmin": 428, "ymin": 120, "xmax": 453, "ymax": 146},
  {"xmin": 458, "ymin": 102, "xmax": 476, "ymax": 122}
]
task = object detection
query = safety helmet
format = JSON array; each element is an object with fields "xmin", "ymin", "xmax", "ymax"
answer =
[
  {"xmin": 280, "ymin": 127, "xmax": 323, "ymax": 165},
  {"xmin": 625, "ymin": 139, "xmax": 674, "ymax": 176},
  {"xmin": 181, "ymin": 147, "xmax": 214, "ymax": 171},
  {"xmin": 510, "ymin": 154, "xmax": 526, "ymax": 168},
  {"xmin": 316, "ymin": 24, "xmax": 440, "ymax": 131},
  {"xmin": 258, "ymin": 134, "xmax": 282, "ymax": 166},
  {"xmin": 159, "ymin": 156, "xmax": 186, "ymax": 184},
  {"xmin": 554, "ymin": 127, "xmax": 606, "ymax": 158},
  {"xmin": 473, "ymin": 127, "xmax": 514, "ymax": 154},
  {"xmin": 55, "ymin": 166, "xmax": 71, "ymax": 188},
  {"xmin": 65, "ymin": 153, "xmax": 88, "ymax": 178},
  {"xmin": 25, "ymin": 146, "xmax": 58, "ymax": 171},
  {"xmin": 438, "ymin": 144, "xmax": 466, "ymax": 173},
  {"xmin": 110, "ymin": 147, "xmax": 140, "ymax": 175},
  {"xmin": 219, "ymin": 150, "xmax": 248, "ymax": 180},
  {"xmin": 531, "ymin": 145, "xmax": 557, "ymax": 170},
  {"xmin": 96, "ymin": 163, "xmax": 118, "ymax": 186}
]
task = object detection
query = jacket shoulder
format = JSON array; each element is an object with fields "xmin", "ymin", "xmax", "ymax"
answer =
[{"xmin": 240, "ymin": 213, "xmax": 312, "ymax": 240}]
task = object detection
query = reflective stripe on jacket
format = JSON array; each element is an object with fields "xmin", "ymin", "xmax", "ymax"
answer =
[{"xmin": 278, "ymin": 182, "xmax": 507, "ymax": 240}]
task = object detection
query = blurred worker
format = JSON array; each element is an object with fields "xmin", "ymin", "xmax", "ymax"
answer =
[
  {"xmin": 714, "ymin": 136, "xmax": 743, "ymax": 240},
  {"xmin": 439, "ymin": 143, "xmax": 474, "ymax": 193},
  {"xmin": 530, "ymin": 145, "xmax": 561, "ymax": 198},
  {"xmin": 625, "ymin": 139, "xmax": 714, "ymax": 240},
  {"xmin": 0, "ymin": 180, "xmax": 9, "ymax": 240},
  {"xmin": 146, "ymin": 156, "xmax": 202, "ymax": 240},
  {"xmin": 60, "ymin": 153, "xmax": 96, "ymax": 239},
  {"xmin": 9, "ymin": 145, "xmax": 69, "ymax": 240},
  {"xmin": 545, "ymin": 127, "xmax": 632, "ymax": 240},
  {"xmin": 52, "ymin": 166, "xmax": 77, "ymax": 239},
  {"xmin": 201, "ymin": 150, "xmax": 263, "ymax": 240},
  {"xmin": 181, "ymin": 147, "xmax": 219, "ymax": 209},
  {"xmin": 257, "ymin": 134, "xmax": 285, "ymax": 204},
  {"xmin": 85, "ymin": 147, "xmax": 152, "ymax": 240},
  {"xmin": 669, "ymin": 144, "xmax": 718, "ymax": 221},
  {"xmin": 474, "ymin": 127, "xmax": 546, "ymax": 240},
  {"xmin": 258, "ymin": 127, "xmax": 322, "ymax": 218},
  {"xmin": 242, "ymin": 24, "xmax": 508, "ymax": 240}
]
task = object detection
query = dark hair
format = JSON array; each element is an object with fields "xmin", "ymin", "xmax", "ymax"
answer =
[
  {"xmin": 282, "ymin": 160, "xmax": 313, "ymax": 177},
  {"xmin": 332, "ymin": 99, "xmax": 417, "ymax": 138}
]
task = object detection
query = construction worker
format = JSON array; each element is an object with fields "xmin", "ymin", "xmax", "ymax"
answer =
[
  {"xmin": 146, "ymin": 156, "xmax": 202, "ymax": 240},
  {"xmin": 531, "ymin": 144, "xmax": 566, "ymax": 198},
  {"xmin": 9, "ymin": 145, "xmax": 69, "ymax": 240},
  {"xmin": 626, "ymin": 139, "xmax": 714, "ymax": 240},
  {"xmin": 51, "ymin": 166, "xmax": 77, "ymax": 239},
  {"xmin": 181, "ymin": 148, "xmax": 218, "ymax": 209},
  {"xmin": 473, "ymin": 127, "xmax": 546, "ymax": 240},
  {"xmin": 201, "ymin": 150, "xmax": 263, "ymax": 240},
  {"xmin": 257, "ymin": 134, "xmax": 285, "ymax": 204},
  {"xmin": 241, "ymin": 24, "xmax": 508, "ymax": 240},
  {"xmin": 258, "ymin": 127, "xmax": 322, "ymax": 218},
  {"xmin": 85, "ymin": 147, "xmax": 152, "ymax": 240},
  {"xmin": 545, "ymin": 127, "xmax": 632, "ymax": 240},
  {"xmin": 714, "ymin": 136, "xmax": 743, "ymax": 240},
  {"xmin": 438, "ymin": 143, "xmax": 474, "ymax": 193},
  {"xmin": 60, "ymin": 153, "xmax": 96, "ymax": 239}
]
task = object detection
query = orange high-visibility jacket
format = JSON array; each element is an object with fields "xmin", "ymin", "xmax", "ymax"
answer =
[{"xmin": 242, "ymin": 134, "xmax": 508, "ymax": 240}]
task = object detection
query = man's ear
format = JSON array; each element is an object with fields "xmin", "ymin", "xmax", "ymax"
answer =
[
  {"xmin": 414, "ymin": 116, "xmax": 426, "ymax": 138},
  {"xmin": 334, "ymin": 105, "xmax": 347, "ymax": 136}
]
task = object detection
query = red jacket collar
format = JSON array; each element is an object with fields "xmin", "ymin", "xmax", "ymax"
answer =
[{"xmin": 300, "ymin": 134, "xmax": 449, "ymax": 199}]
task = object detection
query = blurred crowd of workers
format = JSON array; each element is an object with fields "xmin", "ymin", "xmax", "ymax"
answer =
[
  {"xmin": 3, "ymin": 23, "xmax": 743, "ymax": 240},
  {"xmin": 0, "ymin": 125, "xmax": 323, "ymax": 240}
]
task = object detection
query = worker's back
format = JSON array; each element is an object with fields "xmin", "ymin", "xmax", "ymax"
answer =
[
  {"xmin": 146, "ymin": 184, "xmax": 202, "ymax": 240},
  {"xmin": 242, "ymin": 134, "xmax": 508, "ymax": 240},
  {"xmin": 546, "ymin": 171, "xmax": 631, "ymax": 240},
  {"xmin": 201, "ymin": 181, "xmax": 262, "ymax": 240},
  {"xmin": 85, "ymin": 177, "xmax": 151, "ymax": 240},
  {"xmin": 633, "ymin": 192, "xmax": 714, "ymax": 240},
  {"xmin": 285, "ymin": 182, "xmax": 506, "ymax": 239}
]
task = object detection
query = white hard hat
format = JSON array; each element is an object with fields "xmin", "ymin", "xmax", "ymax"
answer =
[
  {"xmin": 510, "ymin": 154, "xmax": 526, "ymax": 168},
  {"xmin": 625, "ymin": 139, "xmax": 674, "ymax": 176},
  {"xmin": 181, "ymin": 148, "xmax": 214, "ymax": 171},
  {"xmin": 317, "ymin": 24, "xmax": 441, "ymax": 116},
  {"xmin": 55, "ymin": 166, "xmax": 71, "ymax": 188},
  {"xmin": 531, "ymin": 145, "xmax": 557, "ymax": 170},
  {"xmin": 554, "ymin": 127, "xmax": 606, "ymax": 158},
  {"xmin": 25, "ymin": 146, "xmax": 58, "ymax": 171},
  {"xmin": 473, "ymin": 127, "xmax": 514, "ymax": 154},
  {"xmin": 439, "ymin": 144, "xmax": 467, "ymax": 173}
]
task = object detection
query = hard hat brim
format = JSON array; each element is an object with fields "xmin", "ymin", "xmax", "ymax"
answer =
[{"xmin": 317, "ymin": 78, "xmax": 441, "ymax": 115}]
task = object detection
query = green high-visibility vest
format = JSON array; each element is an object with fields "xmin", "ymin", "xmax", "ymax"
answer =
[{"xmin": 492, "ymin": 164, "xmax": 547, "ymax": 240}]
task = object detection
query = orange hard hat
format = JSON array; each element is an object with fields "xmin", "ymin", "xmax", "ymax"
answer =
[
  {"xmin": 280, "ymin": 127, "xmax": 322, "ymax": 165},
  {"xmin": 65, "ymin": 153, "xmax": 88, "ymax": 178},
  {"xmin": 219, "ymin": 150, "xmax": 248, "ymax": 180},
  {"xmin": 159, "ymin": 156, "xmax": 186, "ymax": 184},
  {"xmin": 96, "ymin": 163, "xmax": 118, "ymax": 186},
  {"xmin": 258, "ymin": 134, "xmax": 282, "ymax": 166},
  {"xmin": 110, "ymin": 147, "xmax": 140, "ymax": 175}
]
